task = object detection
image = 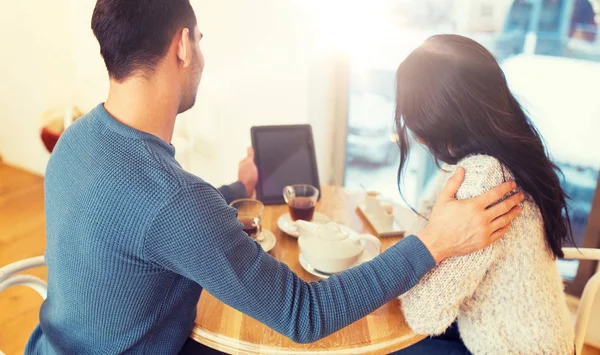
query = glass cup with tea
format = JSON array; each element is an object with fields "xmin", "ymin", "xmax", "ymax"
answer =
[
  {"xmin": 230, "ymin": 199, "xmax": 264, "ymax": 241},
  {"xmin": 283, "ymin": 184, "xmax": 319, "ymax": 221}
]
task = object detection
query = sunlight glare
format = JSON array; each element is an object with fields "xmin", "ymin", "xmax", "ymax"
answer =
[{"xmin": 305, "ymin": 0, "xmax": 393, "ymax": 61}]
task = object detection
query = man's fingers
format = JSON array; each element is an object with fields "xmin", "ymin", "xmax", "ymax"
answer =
[
  {"xmin": 476, "ymin": 181, "xmax": 517, "ymax": 207},
  {"xmin": 489, "ymin": 223, "xmax": 512, "ymax": 244},
  {"xmin": 485, "ymin": 192, "xmax": 524, "ymax": 221},
  {"xmin": 489, "ymin": 205, "xmax": 522, "ymax": 237},
  {"xmin": 247, "ymin": 147, "xmax": 255, "ymax": 159},
  {"xmin": 438, "ymin": 167, "xmax": 465, "ymax": 202}
]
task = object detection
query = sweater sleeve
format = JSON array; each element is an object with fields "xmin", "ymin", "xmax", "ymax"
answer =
[
  {"xmin": 400, "ymin": 155, "xmax": 510, "ymax": 336},
  {"xmin": 144, "ymin": 182, "xmax": 436, "ymax": 344},
  {"xmin": 407, "ymin": 167, "xmax": 453, "ymax": 235},
  {"xmin": 217, "ymin": 181, "xmax": 247, "ymax": 204}
]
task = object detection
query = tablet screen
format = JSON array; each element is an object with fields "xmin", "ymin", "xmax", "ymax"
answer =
[{"xmin": 252, "ymin": 125, "xmax": 319, "ymax": 204}]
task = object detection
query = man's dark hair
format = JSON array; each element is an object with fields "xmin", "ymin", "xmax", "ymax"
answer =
[{"xmin": 91, "ymin": 0, "xmax": 197, "ymax": 81}]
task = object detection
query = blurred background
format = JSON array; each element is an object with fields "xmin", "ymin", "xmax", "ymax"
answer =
[{"xmin": 1, "ymin": 0, "xmax": 600, "ymax": 348}]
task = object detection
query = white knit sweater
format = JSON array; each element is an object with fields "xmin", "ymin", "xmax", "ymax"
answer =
[{"xmin": 400, "ymin": 155, "xmax": 574, "ymax": 355}]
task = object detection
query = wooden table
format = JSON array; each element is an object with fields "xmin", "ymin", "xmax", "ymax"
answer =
[{"xmin": 191, "ymin": 186, "xmax": 425, "ymax": 355}]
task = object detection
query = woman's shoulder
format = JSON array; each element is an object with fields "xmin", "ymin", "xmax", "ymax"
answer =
[
  {"xmin": 453, "ymin": 154, "xmax": 514, "ymax": 200},
  {"xmin": 456, "ymin": 154, "xmax": 504, "ymax": 173}
]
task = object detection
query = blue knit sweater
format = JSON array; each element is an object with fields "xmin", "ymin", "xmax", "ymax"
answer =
[{"xmin": 26, "ymin": 104, "xmax": 435, "ymax": 354}]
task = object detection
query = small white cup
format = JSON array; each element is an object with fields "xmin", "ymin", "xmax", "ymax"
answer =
[
  {"xmin": 377, "ymin": 203, "xmax": 395, "ymax": 231},
  {"xmin": 365, "ymin": 191, "xmax": 384, "ymax": 215}
]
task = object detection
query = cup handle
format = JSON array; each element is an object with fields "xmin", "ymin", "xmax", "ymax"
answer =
[
  {"xmin": 358, "ymin": 234, "xmax": 382, "ymax": 257},
  {"xmin": 254, "ymin": 217, "xmax": 264, "ymax": 242}
]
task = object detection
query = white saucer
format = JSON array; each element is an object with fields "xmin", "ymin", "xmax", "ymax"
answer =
[
  {"xmin": 257, "ymin": 229, "xmax": 276, "ymax": 253},
  {"xmin": 298, "ymin": 246, "xmax": 380, "ymax": 279},
  {"xmin": 277, "ymin": 212, "xmax": 331, "ymax": 238}
]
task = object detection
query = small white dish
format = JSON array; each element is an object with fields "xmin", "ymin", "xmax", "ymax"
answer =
[
  {"xmin": 357, "ymin": 203, "xmax": 414, "ymax": 238},
  {"xmin": 299, "ymin": 244, "xmax": 379, "ymax": 279},
  {"xmin": 257, "ymin": 229, "xmax": 276, "ymax": 253},
  {"xmin": 277, "ymin": 212, "xmax": 330, "ymax": 238}
]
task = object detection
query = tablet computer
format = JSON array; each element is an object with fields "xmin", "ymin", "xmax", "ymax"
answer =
[{"xmin": 251, "ymin": 125, "xmax": 320, "ymax": 205}]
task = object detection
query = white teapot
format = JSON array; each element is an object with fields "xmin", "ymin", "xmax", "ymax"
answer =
[{"xmin": 295, "ymin": 221, "xmax": 382, "ymax": 274}]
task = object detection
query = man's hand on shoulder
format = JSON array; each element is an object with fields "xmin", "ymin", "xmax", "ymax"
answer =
[
  {"xmin": 418, "ymin": 167, "xmax": 524, "ymax": 264},
  {"xmin": 238, "ymin": 147, "xmax": 259, "ymax": 197}
]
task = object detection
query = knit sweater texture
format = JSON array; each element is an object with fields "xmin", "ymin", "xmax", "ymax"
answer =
[
  {"xmin": 25, "ymin": 104, "xmax": 435, "ymax": 354},
  {"xmin": 400, "ymin": 154, "xmax": 574, "ymax": 354}
]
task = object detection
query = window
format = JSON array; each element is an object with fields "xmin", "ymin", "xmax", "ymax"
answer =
[{"xmin": 341, "ymin": 0, "xmax": 600, "ymax": 286}]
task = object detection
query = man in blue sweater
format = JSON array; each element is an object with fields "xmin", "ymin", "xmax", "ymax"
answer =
[{"xmin": 26, "ymin": 1, "xmax": 523, "ymax": 354}]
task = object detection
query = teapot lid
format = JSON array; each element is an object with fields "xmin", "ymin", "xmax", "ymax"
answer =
[{"xmin": 317, "ymin": 222, "xmax": 349, "ymax": 241}]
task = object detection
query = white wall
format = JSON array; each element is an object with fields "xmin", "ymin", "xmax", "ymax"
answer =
[
  {"xmin": 0, "ymin": 0, "xmax": 76, "ymax": 175},
  {"xmin": 0, "ymin": 0, "xmax": 340, "ymax": 187},
  {"xmin": 65, "ymin": 0, "xmax": 109, "ymax": 112}
]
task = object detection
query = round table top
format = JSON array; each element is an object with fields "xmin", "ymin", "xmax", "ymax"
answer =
[{"xmin": 191, "ymin": 186, "xmax": 425, "ymax": 355}]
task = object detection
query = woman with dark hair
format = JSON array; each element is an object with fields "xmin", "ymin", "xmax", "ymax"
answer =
[{"xmin": 394, "ymin": 35, "xmax": 575, "ymax": 354}]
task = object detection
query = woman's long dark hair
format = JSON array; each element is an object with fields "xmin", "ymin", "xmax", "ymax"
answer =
[{"xmin": 395, "ymin": 34, "xmax": 574, "ymax": 258}]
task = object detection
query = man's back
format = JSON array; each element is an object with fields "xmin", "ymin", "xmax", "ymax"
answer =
[{"xmin": 27, "ymin": 104, "xmax": 203, "ymax": 354}]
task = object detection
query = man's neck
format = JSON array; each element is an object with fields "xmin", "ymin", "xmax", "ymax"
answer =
[{"xmin": 104, "ymin": 76, "xmax": 180, "ymax": 143}]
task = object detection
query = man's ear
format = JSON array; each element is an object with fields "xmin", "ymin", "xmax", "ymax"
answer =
[{"xmin": 177, "ymin": 28, "xmax": 192, "ymax": 68}]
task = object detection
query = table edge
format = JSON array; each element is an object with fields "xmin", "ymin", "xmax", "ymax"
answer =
[{"xmin": 189, "ymin": 326, "xmax": 427, "ymax": 355}]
